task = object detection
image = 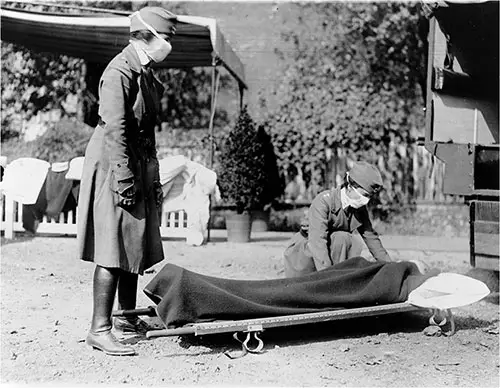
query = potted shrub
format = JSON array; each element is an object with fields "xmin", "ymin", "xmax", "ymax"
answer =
[{"xmin": 217, "ymin": 107, "xmax": 267, "ymax": 242}]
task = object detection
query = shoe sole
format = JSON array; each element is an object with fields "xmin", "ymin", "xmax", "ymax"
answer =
[{"xmin": 86, "ymin": 341, "xmax": 136, "ymax": 356}]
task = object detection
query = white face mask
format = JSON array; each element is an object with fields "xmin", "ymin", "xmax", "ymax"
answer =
[
  {"xmin": 144, "ymin": 37, "xmax": 172, "ymax": 63},
  {"xmin": 136, "ymin": 13, "xmax": 173, "ymax": 63},
  {"xmin": 341, "ymin": 186, "xmax": 370, "ymax": 209},
  {"xmin": 349, "ymin": 186, "xmax": 370, "ymax": 208}
]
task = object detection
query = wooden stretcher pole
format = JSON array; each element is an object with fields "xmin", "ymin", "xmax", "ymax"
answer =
[
  {"xmin": 145, "ymin": 303, "xmax": 422, "ymax": 339},
  {"xmin": 147, "ymin": 326, "xmax": 196, "ymax": 337},
  {"xmin": 112, "ymin": 306, "xmax": 156, "ymax": 317}
]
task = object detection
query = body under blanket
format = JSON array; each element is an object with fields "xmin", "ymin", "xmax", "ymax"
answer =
[{"xmin": 144, "ymin": 257, "xmax": 435, "ymax": 328}]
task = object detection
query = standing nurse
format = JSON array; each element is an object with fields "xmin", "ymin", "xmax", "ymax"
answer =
[{"xmin": 77, "ymin": 6, "xmax": 177, "ymax": 356}]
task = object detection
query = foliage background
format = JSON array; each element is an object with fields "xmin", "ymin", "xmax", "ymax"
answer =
[
  {"xmin": 1, "ymin": 0, "xmax": 234, "ymax": 153},
  {"xmin": 262, "ymin": 2, "xmax": 428, "ymax": 215},
  {"xmin": 1, "ymin": 1, "xmax": 446, "ymax": 217}
]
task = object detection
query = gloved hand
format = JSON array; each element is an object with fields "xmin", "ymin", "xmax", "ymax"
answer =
[
  {"xmin": 116, "ymin": 179, "xmax": 138, "ymax": 209},
  {"xmin": 153, "ymin": 181, "xmax": 163, "ymax": 209},
  {"xmin": 409, "ymin": 259, "xmax": 430, "ymax": 275}
]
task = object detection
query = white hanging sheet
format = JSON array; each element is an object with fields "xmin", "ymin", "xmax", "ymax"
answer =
[{"xmin": 0, "ymin": 158, "xmax": 50, "ymax": 204}]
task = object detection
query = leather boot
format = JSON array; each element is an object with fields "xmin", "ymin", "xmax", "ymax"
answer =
[
  {"xmin": 86, "ymin": 265, "xmax": 135, "ymax": 356},
  {"xmin": 114, "ymin": 270, "xmax": 152, "ymax": 335}
]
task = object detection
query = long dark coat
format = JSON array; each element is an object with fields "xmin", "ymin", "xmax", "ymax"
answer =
[{"xmin": 77, "ymin": 44, "xmax": 164, "ymax": 275}]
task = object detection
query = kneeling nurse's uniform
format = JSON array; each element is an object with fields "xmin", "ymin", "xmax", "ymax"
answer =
[{"xmin": 284, "ymin": 162, "xmax": 392, "ymax": 278}]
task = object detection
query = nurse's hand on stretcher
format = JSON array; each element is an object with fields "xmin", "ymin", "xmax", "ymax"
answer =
[{"xmin": 408, "ymin": 259, "xmax": 430, "ymax": 275}]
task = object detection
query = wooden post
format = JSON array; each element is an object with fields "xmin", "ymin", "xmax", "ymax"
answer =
[{"xmin": 4, "ymin": 194, "xmax": 14, "ymax": 239}]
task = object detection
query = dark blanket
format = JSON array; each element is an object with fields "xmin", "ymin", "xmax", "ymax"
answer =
[
  {"xmin": 144, "ymin": 257, "xmax": 434, "ymax": 328},
  {"xmin": 22, "ymin": 171, "xmax": 79, "ymax": 233}
]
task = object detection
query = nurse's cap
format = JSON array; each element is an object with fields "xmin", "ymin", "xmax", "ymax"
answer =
[
  {"xmin": 348, "ymin": 161, "xmax": 384, "ymax": 196},
  {"xmin": 130, "ymin": 6, "xmax": 177, "ymax": 34}
]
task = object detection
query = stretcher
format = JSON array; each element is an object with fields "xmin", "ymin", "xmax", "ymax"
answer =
[
  {"xmin": 112, "ymin": 303, "xmax": 456, "ymax": 357},
  {"xmin": 112, "ymin": 266, "xmax": 489, "ymax": 357}
]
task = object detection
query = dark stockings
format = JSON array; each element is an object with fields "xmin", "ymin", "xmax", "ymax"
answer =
[{"xmin": 117, "ymin": 270, "xmax": 139, "ymax": 311}]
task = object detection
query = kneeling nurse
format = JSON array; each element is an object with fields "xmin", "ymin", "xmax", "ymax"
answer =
[{"xmin": 284, "ymin": 161, "xmax": 393, "ymax": 278}]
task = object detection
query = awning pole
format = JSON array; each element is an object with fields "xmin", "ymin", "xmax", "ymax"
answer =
[
  {"xmin": 207, "ymin": 56, "xmax": 221, "ymax": 243},
  {"xmin": 238, "ymin": 82, "xmax": 245, "ymax": 111},
  {"xmin": 208, "ymin": 64, "xmax": 220, "ymax": 170}
]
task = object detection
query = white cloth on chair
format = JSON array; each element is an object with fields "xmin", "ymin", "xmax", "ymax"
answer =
[
  {"xmin": 183, "ymin": 161, "xmax": 218, "ymax": 246},
  {"xmin": 159, "ymin": 155, "xmax": 190, "ymax": 212},
  {"xmin": 0, "ymin": 158, "xmax": 50, "ymax": 204},
  {"xmin": 159, "ymin": 156, "xmax": 218, "ymax": 246},
  {"xmin": 65, "ymin": 157, "xmax": 85, "ymax": 180}
]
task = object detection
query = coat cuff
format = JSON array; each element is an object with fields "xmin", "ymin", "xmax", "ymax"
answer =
[{"xmin": 113, "ymin": 161, "xmax": 134, "ymax": 182}]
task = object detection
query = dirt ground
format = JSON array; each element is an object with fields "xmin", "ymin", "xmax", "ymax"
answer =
[{"xmin": 1, "ymin": 232, "xmax": 499, "ymax": 387}]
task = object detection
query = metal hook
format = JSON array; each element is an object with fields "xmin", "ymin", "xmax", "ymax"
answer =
[
  {"xmin": 429, "ymin": 309, "xmax": 447, "ymax": 326},
  {"xmin": 428, "ymin": 309, "xmax": 456, "ymax": 336},
  {"xmin": 242, "ymin": 331, "xmax": 264, "ymax": 354},
  {"xmin": 224, "ymin": 331, "xmax": 265, "ymax": 359},
  {"xmin": 224, "ymin": 332, "xmax": 248, "ymax": 359}
]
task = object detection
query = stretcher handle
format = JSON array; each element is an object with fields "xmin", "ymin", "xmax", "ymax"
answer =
[
  {"xmin": 112, "ymin": 306, "xmax": 157, "ymax": 317},
  {"xmin": 146, "ymin": 327, "xmax": 196, "ymax": 338}
]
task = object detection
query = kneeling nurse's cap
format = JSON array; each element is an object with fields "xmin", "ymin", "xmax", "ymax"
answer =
[
  {"xmin": 348, "ymin": 161, "xmax": 384, "ymax": 196},
  {"xmin": 130, "ymin": 6, "xmax": 177, "ymax": 34}
]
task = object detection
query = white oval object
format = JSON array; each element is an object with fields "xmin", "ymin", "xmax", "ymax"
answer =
[{"xmin": 408, "ymin": 273, "xmax": 490, "ymax": 310}]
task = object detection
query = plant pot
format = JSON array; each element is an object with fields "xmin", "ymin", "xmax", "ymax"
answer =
[
  {"xmin": 225, "ymin": 212, "xmax": 252, "ymax": 243},
  {"xmin": 251, "ymin": 209, "xmax": 270, "ymax": 232}
]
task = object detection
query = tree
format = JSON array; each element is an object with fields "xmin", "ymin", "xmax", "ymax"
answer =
[
  {"xmin": 255, "ymin": 123, "xmax": 285, "ymax": 208},
  {"xmin": 264, "ymin": 2, "xmax": 427, "ymax": 212},
  {"xmin": 0, "ymin": 0, "xmax": 232, "ymax": 142}
]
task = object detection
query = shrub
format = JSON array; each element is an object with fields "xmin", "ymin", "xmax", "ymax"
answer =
[
  {"xmin": 216, "ymin": 107, "xmax": 267, "ymax": 214},
  {"xmin": 30, "ymin": 118, "xmax": 93, "ymax": 163}
]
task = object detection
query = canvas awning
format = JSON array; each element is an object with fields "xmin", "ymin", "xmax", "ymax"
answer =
[
  {"xmin": 0, "ymin": 7, "xmax": 247, "ymax": 89},
  {"xmin": 1, "ymin": 5, "xmax": 246, "ymax": 242}
]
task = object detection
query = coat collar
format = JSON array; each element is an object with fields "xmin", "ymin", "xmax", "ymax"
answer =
[
  {"xmin": 122, "ymin": 44, "xmax": 143, "ymax": 74},
  {"xmin": 331, "ymin": 186, "xmax": 362, "ymax": 231},
  {"xmin": 330, "ymin": 187, "xmax": 344, "ymax": 215}
]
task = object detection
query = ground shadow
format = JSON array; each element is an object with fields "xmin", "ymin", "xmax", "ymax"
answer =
[
  {"xmin": 482, "ymin": 293, "xmax": 499, "ymax": 305},
  {"xmin": 249, "ymin": 236, "xmax": 291, "ymax": 243},
  {"xmin": 0, "ymin": 234, "xmax": 36, "ymax": 246},
  {"xmin": 205, "ymin": 236, "xmax": 290, "ymax": 244}
]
